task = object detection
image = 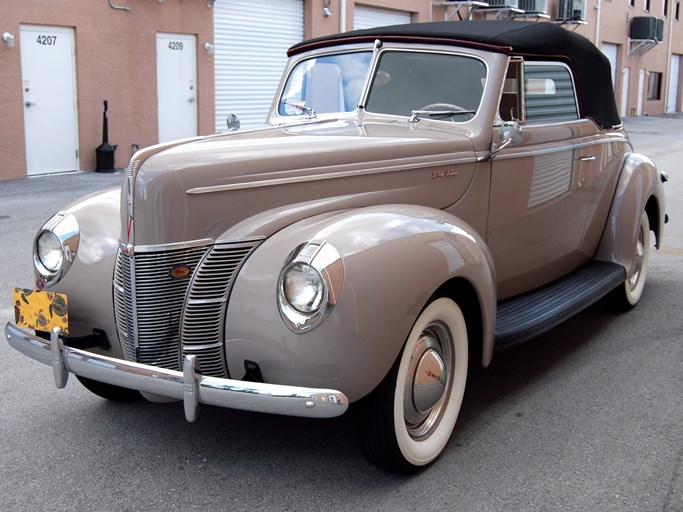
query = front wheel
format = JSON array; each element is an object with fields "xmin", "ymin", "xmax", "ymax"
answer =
[
  {"xmin": 76, "ymin": 375, "xmax": 141, "ymax": 402},
  {"xmin": 356, "ymin": 297, "xmax": 468, "ymax": 474}
]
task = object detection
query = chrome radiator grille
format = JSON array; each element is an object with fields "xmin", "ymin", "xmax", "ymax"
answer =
[{"xmin": 113, "ymin": 241, "xmax": 258, "ymax": 377}]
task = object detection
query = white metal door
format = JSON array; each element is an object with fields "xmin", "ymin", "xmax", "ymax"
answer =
[
  {"xmin": 621, "ymin": 67, "xmax": 630, "ymax": 117},
  {"xmin": 20, "ymin": 25, "xmax": 79, "ymax": 176},
  {"xmin": 667, "ymin": 55, "xmax": 681, "ymax": 113},
  {"xmin": 637, "ymin": 68, "xmax": 645, "ymax": 116},
  {"xmin": 213, "ymin": 0, "xmax": 304, "ymax": 131},
  {"xmin": 157, "ymin": 33, "xmax": 197, "ymax": 143},
  {"xmin": 354, "ymin": 5, "xmax": 412, "ymax": 30}
]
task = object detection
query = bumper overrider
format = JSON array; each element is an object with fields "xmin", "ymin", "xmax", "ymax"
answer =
[{"xmin": 4, "ymin": 323, "xmax": 349, "ymax": 421}]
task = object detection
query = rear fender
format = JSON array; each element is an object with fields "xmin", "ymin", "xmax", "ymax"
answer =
[
  {"xmin": 223, "ymin": 204, "xmax": 496, "ymax": 402},
  {"xmin": 596, "ymin": 152, "xmax": 665, "ymax": 273}
]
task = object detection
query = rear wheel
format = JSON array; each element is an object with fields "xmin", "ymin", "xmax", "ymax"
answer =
[
  {"xmin": 356, "ymin": 297, "xmax": 468, "ymax": 474},
  {"xmin": 76, "ymin": 375, "xmax": 141, "ymax": 402},
  {"xmin": 611, "ymin": 211, "xmax": 651, "ymax": 309}
]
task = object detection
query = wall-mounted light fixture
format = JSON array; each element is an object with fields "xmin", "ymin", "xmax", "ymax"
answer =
[
  {"xmin": 207, "ymin": 0, "xmax": 215, "ymax": 7},
  {"xmin": 203, "ymin": 42, "xmax": 214, "ymax": 54},
  {"xmin": 323, "ymin": 0, "xmax": 332, "ymax": 17},
  {"xmin": 2, "ymin": 32, "xmax": 15, "ymax": 48}
]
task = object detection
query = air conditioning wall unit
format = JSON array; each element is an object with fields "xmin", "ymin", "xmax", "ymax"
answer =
[
  {"xmin": 484, "ymin": 0, "xmax": 520, "ymax": 8},
  {"xmin": 556, "ymin": 0, "xmax": 586, "ymax": 21},
  {"xmin": 519, "ymin": 0, "xmax": 548, "ymax": 13},
  {"xmin": 656, "ymin": 17, "xmax": 664, "ymax": 41},
  {"xmin": 630, "ymin": 16, "xmax": 662, "ymax": 40}
]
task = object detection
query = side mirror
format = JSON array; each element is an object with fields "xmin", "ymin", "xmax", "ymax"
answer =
[
  {"xmin": 499, "ymin": 120, "xmax": 523, "ymax": 147},
  {"xmin": 479, "ymin": 121, "xmax": 523, "ymax": 162},
  {"xmin": 226, "ymin": 113, "xmax": 240, "ymax": 132}
]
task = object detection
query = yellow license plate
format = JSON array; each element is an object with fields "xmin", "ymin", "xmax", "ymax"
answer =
[{"xmin": 13, "ymin": 288, "xmax": 69, "ymax": 335}]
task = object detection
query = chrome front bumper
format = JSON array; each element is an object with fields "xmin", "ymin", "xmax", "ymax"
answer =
[{"xmin": 4, "ymin": 323, "xmax": 348, "ymax": 421}]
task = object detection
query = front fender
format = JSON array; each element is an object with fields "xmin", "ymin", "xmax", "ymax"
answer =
[
  {"xmin": 224, "ymin": 205, "xmax": 496, "ymax": 402},
  {"xmin": 596, "ymin": 152, "xmax": 666, "ymax": 273},
  {"xmin": 43, "ymin": 188, "xmax": 122, "ymax": 356}
]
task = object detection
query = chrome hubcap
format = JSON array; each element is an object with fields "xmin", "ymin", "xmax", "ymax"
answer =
[{"xmin": 403, "ymin": 323, "xmax": 453, "ymax": 440}]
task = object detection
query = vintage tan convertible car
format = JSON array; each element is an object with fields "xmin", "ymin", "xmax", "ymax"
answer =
[{"xmin": 5, "ymin": 21, "xmax": 667, "ymax": 473}]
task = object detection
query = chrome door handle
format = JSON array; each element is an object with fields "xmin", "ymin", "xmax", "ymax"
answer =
[
  {"xmin": 579, "ymin": 155, "xmax": 596, "ymax": 161},
  {"xmin": 25, "ymin": 101, "xmax": 37, "ymax": 108}
]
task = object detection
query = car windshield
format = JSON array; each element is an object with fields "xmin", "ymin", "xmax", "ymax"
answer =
[
  {"xmin": 279, "ymin": 51, "xmax": 373, "ymax": 116},
  {"xmin": 366, "ymin": 51, "xmax": 487, "ymax": 122}
]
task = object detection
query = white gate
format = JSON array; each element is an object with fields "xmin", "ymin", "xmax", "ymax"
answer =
[
  {"xmin": 213, "ymin": 0, "xmax": 304, "ymax": 131},
  {"xmin": 667, "ymin": 54, "xmax": 681, "ymax": 113},
  {"xmin": 20, "ymin": 25, "xmax": 79, "ymax": 176},
  {"xmin": 157, "ymin": 33, "xmax": 197, "ymax": 143}
]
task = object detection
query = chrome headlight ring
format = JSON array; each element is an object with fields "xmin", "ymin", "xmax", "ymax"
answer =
[
  {"xmin": 33, "ymin": 212, "xmax": 80, "ymax": 288},
  {"xmin": 277, "ymin": 241, "xmax": 344, "ymax": 333}
]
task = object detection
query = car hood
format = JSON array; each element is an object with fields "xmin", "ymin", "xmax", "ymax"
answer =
[{"xmin": 124, "ymin": 118, "xmax": 478, "ymax": 246}]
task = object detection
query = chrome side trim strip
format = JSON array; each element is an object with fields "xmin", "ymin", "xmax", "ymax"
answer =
[
  {"xmin": 494, "ymin": 136, "xmax": 626, "ymax": 161},
  {"xmin": 5, "ymin": 323, "xmax": 349, "ymax": 420},
  {"xmin": 186, "ymin": 156, "xmax": 478, "ymax": 195}
]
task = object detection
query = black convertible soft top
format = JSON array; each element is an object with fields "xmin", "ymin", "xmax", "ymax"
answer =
[{"xmin": 289, "ymin": 21, "xmax": 620, "ymax": 129}]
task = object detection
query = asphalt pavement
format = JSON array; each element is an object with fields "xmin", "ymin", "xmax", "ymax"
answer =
[{"xmin": 0, "ymin": 117, "xmax": 681, "ymax": 512}]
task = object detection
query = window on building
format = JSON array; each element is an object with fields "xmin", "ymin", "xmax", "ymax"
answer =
[
  {"xmin": 664, "ymin": 0, "xmax": 669, "ymax": 16},
  {"xmin": 645, "ymin": 0, "xmax": 651, "ymax": 11},
  {"xmin": 647, "ymin": 72, "xmax": 663, "ymax": 100},
  {"xmin": 629, "ymin": 0, "xmax": 635, "ymax": 7},
  {"xmin": 676, "ymin": 1, "xmax": 680, "ymax": 20}
]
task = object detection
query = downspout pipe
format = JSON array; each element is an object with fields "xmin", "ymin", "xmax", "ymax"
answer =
[
  {"xmin": 340, "ymin": 0, "xmax": 347, "ymax": 32},
  {"xmin": 108, "ymin": 0, "xmax": 131, "ymax": 12}
]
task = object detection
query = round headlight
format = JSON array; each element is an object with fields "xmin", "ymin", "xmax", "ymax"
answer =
[
  {"xmin": 36, "ymin": 231, "xmax": 64, "ymax": 272},
  {"xmin": 282, "ymin": 262, "xmax": 325, "ymax": 314}
]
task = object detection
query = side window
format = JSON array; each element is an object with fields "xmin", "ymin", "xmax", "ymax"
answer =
[
  {"xmin": 524, "ymin": 63, "xmax": 579, "ymax": 124},
  {"xmin": 499, "ymin": 59, "xmax": 523, "ymax": 122}
]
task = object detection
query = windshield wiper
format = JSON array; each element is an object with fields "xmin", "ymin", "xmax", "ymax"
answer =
[
  {"xmin": 281, "ymin": 100, "xmax": 316, "ymax": 118},
  {"xmin": 409, "ymin": 109, "xmax": 476, "ymax": 122}
]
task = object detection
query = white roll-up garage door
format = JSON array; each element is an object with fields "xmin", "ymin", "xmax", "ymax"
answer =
[
  {"xmin": 354, "ymin": 5, "xmax": 412, "ymax": 30},
  {"xmin": 214, "ymin": 0, "xmax": 303, "ymax": 131},
  {"xmin": 600, "ymin": 43, "xmax": 618, "ymax": 91}
]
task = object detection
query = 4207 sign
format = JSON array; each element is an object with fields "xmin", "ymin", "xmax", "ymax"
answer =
[{"xmin": 36, "ymin": 35, "xmax": 57, "ymax": 46}]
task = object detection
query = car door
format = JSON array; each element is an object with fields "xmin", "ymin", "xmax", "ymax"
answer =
[{"xmin": 487, "ymin": 60, "xmax": 604, "ymax": 299}]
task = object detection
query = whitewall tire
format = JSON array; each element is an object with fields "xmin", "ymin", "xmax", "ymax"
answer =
[{"xmin": 357, "ymin": 297, "xmax": 468, "ymax": 473}]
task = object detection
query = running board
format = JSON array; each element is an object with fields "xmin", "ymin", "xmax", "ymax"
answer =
[{"xmin": 494, "ymin": 261, "xmax": 626, "ymax": 350}]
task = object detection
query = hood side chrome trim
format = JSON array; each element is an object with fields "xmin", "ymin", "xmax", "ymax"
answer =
[{"xmin": 186, "ymin": 155, "xmax": 477, "ymax": 195}]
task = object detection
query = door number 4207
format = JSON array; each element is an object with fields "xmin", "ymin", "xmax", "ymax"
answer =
[{"xmin": 36, "ymin": 35, "xmax": 57, "ymax": 46}]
